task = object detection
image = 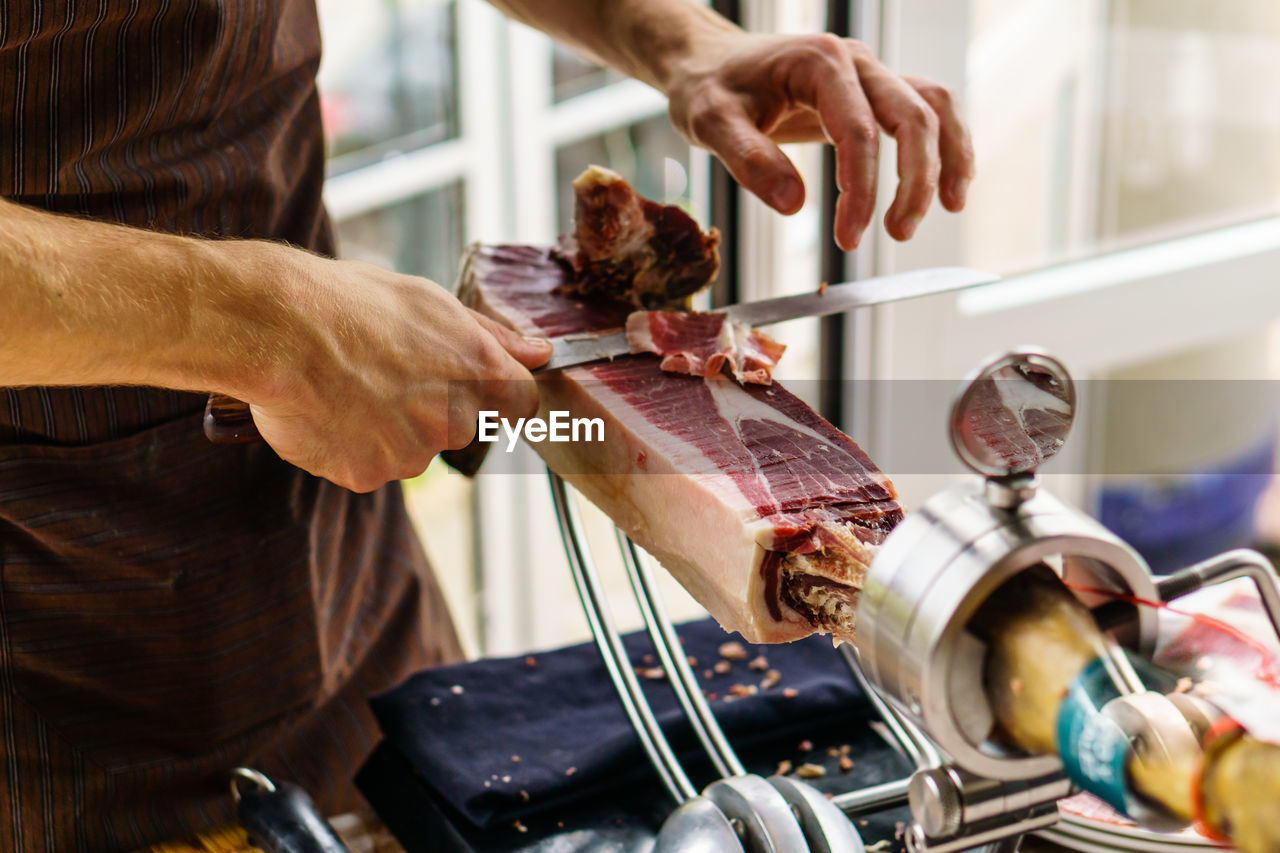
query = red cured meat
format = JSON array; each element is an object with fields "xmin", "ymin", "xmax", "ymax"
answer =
[
  {"xmin": 625, "ymin": 310, "xmax": 787, "ymax": 385},
  {"xmin": 459, "ymin": 242, "xmax": 901, "ymax": 644},
  {"xmin": 956, "ymin": 368, "xmax": 1072, "ymax": 474},
  {"xmin": 553, "ymin": 166, "xmax": 721, "ymax": 309}
]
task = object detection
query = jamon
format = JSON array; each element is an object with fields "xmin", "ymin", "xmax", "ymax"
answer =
[
  {"xmin": 625, "ymin": 311, "xmax": 786, "ymax": 385},
  {"xmin": 552, "ymin": 166, "xmax": 721, "ymax": 308},
  {"xmin": 459, "ymin": 172, "xmax": 900, "ymax": 645},
  {"xmin": 956, "ymin": 366, "xmax": 1072, "ymax": 474}
]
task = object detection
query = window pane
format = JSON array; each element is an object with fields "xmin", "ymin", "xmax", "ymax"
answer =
[
  {"xmin": 963, "ymin": 0, "xmax": 1280, "ymax": 274},
  {"xmin": 554, "ymin": 115, "xmax": 692, "ymax": 233},
  {"xmin": 405, "ymin": 460, "xmax": 479, "ymax": 657},
  {"xmin": 551, "ymin": 44, "xmax": 625, "ymax": 102},
  {"xmin": 333, "ymin": 182, "xmax": 466, "ymax": 287},
  {"xmin": 316, "ymin": 0, "xmax": 459, "ymax": 169}
]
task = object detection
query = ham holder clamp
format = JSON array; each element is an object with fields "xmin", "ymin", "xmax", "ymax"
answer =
[{"xmin": 545, "ymin": 346, "xmax": 1280, "ymax": 853}]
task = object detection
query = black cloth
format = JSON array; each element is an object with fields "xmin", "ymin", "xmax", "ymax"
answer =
[{"xmin": 370, "ymin": 618, "xmax": 876, "ymax": 829}]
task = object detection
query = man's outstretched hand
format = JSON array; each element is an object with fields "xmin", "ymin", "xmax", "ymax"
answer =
[{"xmin": 663, "ymin": 31, "xmax": 974, "ymax": 250}]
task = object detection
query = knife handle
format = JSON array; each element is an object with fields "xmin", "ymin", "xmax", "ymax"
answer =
[
  {"xmin": 202, "ymin": 393, "xmax": 490, "ymax": 477},
  {"xmin": 204, "ymin": 393, "xmax": 262, "ymax": 444}
]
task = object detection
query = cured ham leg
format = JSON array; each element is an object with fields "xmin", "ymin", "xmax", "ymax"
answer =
[{"xmin": 459, "ymin": 242, "xmax": 901, "ymax": 645}]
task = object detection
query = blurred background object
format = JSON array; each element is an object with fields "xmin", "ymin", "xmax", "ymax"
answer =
[{"xmin": 313, "ymin": 0, "xmax": 1280, "ymax": 657}]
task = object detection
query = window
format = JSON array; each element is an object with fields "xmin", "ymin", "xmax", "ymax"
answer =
[
  {"xmin": 335, "ymin": 185, "xmax": 465, "ymax": 285},
  {"xmin": 962, "ymin": 0, "xmax": 1280, "ymax": 275},
  {"xmin": 871, "ymin": 0, "xmax": 1280, "ymax": 574}
]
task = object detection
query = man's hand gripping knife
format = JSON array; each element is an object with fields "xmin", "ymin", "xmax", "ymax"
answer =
[{"xmin": 0, "ymin": 197, "xmax": 550, "ymax": 493}]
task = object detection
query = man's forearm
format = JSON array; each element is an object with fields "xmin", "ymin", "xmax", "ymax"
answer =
[
  {"xmin": 483, "ymin": 0, "xmax": 738, "ymax": 93},
  {"xmin": 0, "ymin": 198, "xmax": 288, "ymax": 397},
  {"xmin": 0, "ymin": 197, "xmax": 551, "ymax": 490}
]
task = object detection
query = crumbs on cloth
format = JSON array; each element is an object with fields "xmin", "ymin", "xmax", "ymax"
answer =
[{"xmin": 369, "ymin": 617, "xmax": 870, "ymax": 829}]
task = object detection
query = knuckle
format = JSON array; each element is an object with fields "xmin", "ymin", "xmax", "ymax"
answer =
[
  {"xmin": 687, "ymin": 109, "xmax": 721, "ymax": 145},
  {"xmin": 902, "ymin": 102, "xmax": 939, "ymax": 136},
  {"xmin": 448, "ymin": 414, "xmax": 478, "ymax": 449},
  {"xmin": 401, "ymin": 456, "xmax": 432, "ymax": 481},
  {"xmin": 805, "ymin": 33, "xmax": 845, "ymax": 61},
  {"xmin": 850, "ymin": 120, "xmax": 879, "ymax": 149},
  {"xmin": 843, "ymin": 37, "xmax": 873, "ymax": 60},
  {"xmin": 476, "ymin": 340, "xmax": 512, "ymax": 376},
  {"xmin": 343, "ymin": 469, "xmax": 380, "ymax": 494},
  {"xmin": 918, "ymin": 82, "xmax": 954, "ymax": 109},
  {"xmin": 685, "ymin": 91, "xmax": 735, "ymax": 144},
  {"xmin": 739, "ymin": 146, "xmax": 778, "ymax": 176}
]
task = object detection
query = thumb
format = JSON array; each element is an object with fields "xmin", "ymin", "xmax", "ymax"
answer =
[{"xmin": 468, "ymin": 308, "xmax": 553, "ymax": 369}]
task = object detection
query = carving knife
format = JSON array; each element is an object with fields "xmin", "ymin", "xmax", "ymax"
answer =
[
  {"xmin": 533, "ymin": 266, "xmax": 997, "ymax": 374},
  {"xmin": 203, "ymin": 265, "xmax": 996, "ymax": 473}
]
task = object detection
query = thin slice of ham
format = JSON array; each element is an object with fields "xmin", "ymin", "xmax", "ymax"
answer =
[
  {"xmin": 459, "ymin": 243, "xmax": 901, "ymax": 645},
  {"xmin": 625, "ymin": 311, "xmax": 786, "ymax": 385}
]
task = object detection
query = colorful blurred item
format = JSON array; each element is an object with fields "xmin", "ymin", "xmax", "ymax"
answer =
[
  {"xmin": 137, "ymin": 813, "xmax": 397, "ymax": 853},
  {"xmin": 1095, "ymin": 336, "xmax": 1277, "ymax": 575},
  {"xmin": 1098, "ymin": 431, "xmax": 1275, "ymax": 574},
  {"xmin": 135, "ymin": 825, "xmax": 261, "ymax": 853}
]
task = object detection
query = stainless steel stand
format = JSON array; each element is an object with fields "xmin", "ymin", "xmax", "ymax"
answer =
[
  {"xmin": 545, "ymin": 344, "xmax": 1280, "ymax": 852},
  {"xmin": 550, "ymin": 470, "xmax": 1031, "ymax": 853}
]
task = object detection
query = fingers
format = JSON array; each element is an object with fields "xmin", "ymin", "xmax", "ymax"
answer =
[
  {"xmin": 784, "ymin": 37, "xmax": 880, "ymax": 250},
  {"xmin": 674, "ymin": 33, "xmax": 969, "ymax": 246},
  {"xmin": 468, "ymin": 308, "xmax": 553, "ymax": 370},
  {"xmin": 683, "ymin": 95, "xmax": 806, "ymax": 214},
  {"xmin": 815, "ymin": 86, "xmax": 880, "ymax": 251},
  {"xmin": 456, "ymin": 308, "xmax": 542, "ymax": 445},
  {"xmin": 905, "ymin": 75, "xmax": 974, "ymax": 212},
  {"xmin": 852, "ymin": 55, "xmax": 940, "ymax": 241}
]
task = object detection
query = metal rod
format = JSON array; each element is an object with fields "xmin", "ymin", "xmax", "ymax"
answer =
[
  {"xmin": 831, "ymin": 777, "xmax": 911, "ymax": 815},
  {"xmin": 548, "ymin": 473, "xmax": 697, "ymax": 804},
  {"xmin": 616, "ymin": 530, "xmax": 747, "ymax": 779},
  {"xmin": 839, "ymin": 645, "xmax": 943, "ymax": 769},
  {"xmin": 1157, "ymin": 548, "xmax": 1280, "ymax": 642},
  {"xmin": 1101, "ymin": 642, "xmax": 1146, "ymax": 695}
]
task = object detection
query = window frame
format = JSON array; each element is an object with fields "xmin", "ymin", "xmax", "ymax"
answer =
[{"xmin": 853, "ymin": 0, "xmax": 1280, "ymax": 513}]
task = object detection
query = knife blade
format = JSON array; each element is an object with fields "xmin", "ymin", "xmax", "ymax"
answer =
[{"xmin": 533, "ymin": 266, "xmax": 997, "ymax": 373}]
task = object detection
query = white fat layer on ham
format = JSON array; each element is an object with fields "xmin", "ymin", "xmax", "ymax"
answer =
[
  {"xmin": 623, "ymin": 314, "xmax": 657, "ymax": 353},
  {"xmin": 705, "ymin": 378, "xmax": 833, "ymax": 449},
  {"xmin": 545, "ymin": 367, "xmax": 873, "ymax": 644}
]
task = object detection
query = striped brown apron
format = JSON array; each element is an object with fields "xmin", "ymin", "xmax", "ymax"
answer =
[{"xmin": 0, "ymin": 2, "xmax": 463, "ymax": 850}]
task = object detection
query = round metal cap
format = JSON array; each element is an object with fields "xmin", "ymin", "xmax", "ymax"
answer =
[
  {"xmin": 949, "ymin": 348, "xmax": 1076, "ymax": 479},
  {"xmin": 908, "ymin": 767, "xmax": 963, "ymax": 840}
]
